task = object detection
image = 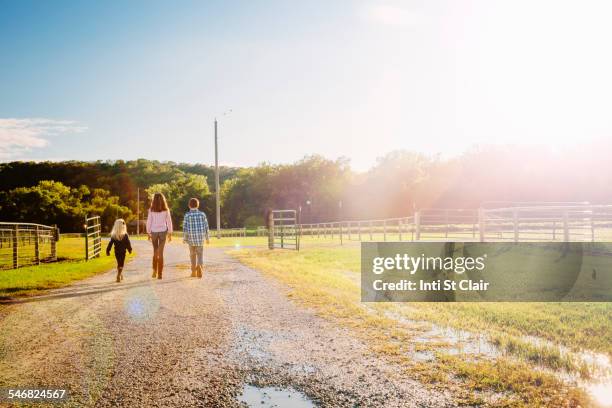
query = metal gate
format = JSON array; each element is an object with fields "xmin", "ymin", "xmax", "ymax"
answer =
[
  {"xmin": 271, "ymin": 210, "xmax": 300, "ymax": 250},
  {"xmin": 0, "ymin": 222, "xmax": 58, "ymax": 269},
  {"xmin": 85, "ymin": 215, "xmax": 102, "ymax": 260}
]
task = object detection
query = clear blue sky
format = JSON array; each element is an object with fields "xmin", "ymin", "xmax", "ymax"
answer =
[{"xmin": 2, "ymin": 0, "xmax": 612, "ymax": 170}]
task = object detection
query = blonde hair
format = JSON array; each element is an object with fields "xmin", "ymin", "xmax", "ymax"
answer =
[{"xmin": 111, "ymin": 219, "xmax": 127, "ymax": 240}]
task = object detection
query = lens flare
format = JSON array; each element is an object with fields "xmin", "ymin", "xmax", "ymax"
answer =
[{"xmin": 124, "ymin": 288, "xmax": 160, "ymax": 321}]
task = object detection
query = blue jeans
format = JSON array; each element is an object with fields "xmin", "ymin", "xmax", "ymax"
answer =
[{"xmin": 189, "ymin": 245, "xmax": 204, "ymax": 268}]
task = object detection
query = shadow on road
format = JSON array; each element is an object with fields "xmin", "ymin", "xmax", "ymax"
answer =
[{"xmin": 0, "ymin": 276, "xmax": 193, "ymax": 305}]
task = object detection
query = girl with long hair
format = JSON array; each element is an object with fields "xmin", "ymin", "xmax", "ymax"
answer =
[
  {"xmin": 146, "ymin": 192, "xmax": 173, "ymax": 279},
  {"xmin": 106, "ymin": 219, "xmax": 132, "ymax": 283}
]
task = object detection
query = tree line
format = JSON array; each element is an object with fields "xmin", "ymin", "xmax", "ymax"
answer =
[{"xmin": 1, "ymin": 142, "xmax": 611, "ymax": 232}]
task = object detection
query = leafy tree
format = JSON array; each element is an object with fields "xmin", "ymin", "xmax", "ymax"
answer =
[
  {"xmin": 0, "ymin": 181, "xmax": 130, "ymax": 232},
  {"xmin": 146, "ymin": 174, "xmax": 212, "ymax": 228}
]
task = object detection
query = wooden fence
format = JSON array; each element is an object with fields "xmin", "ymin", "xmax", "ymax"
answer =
[
  {"xmin": 0, "ymin": 222, "xmax": 59, "ymax": 270},
  {"xmin": 295, "ymin": 204, "xmax": 612, "ymax": 243}
]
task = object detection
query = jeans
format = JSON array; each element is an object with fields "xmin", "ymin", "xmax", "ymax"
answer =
[
  {"xmin": 151, "ymin": 231, "xmax": 167, "ymax": 271},
  {"xmin": 189, "ymin": 245, "xmax": 204, "ymax": 269}
]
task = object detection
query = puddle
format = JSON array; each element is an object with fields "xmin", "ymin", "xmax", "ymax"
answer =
[
  {"xmin": 381, "ymin": 309, "xmax": 501, "ymax": 360},
  {"xmin": 520, "ymin": 335, "xmax": 612, "ymax": 407},
  {"xmin": 411, "ymin": 349, "xmax": 435, "ymax": 362},
  {"xmin": 521, "ymin": 335, "xmax": 611, "ymax": 379},
  {"xmin": 238, "ymin": 385, "xmax": 315, "ymax": 408},
  {"xmin": 584, "ymin": 381, "xmax": 612, "ymax": 407},
  {"xmin": 366, "ymin": 306, "xmax": 612, "ymax": 405}
]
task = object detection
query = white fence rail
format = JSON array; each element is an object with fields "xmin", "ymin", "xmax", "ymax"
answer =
[{"xmin": 294, "ymin": 204, "xmax": 612, "ymax": 243}]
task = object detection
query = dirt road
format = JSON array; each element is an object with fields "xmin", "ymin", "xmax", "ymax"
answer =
[{"xmin": 0, "ymin": 241, "xmax": 453, "ymax": 407}]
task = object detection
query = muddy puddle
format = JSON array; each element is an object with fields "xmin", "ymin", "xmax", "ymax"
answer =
[
  {"xmin": 520, "ymin": 335, "xmax": 612, "ymax": 407},
  {"xmin": 361, "ymin": 304, "xmax": 612, "ymax": 406},
  {"xmin": 238, "ymin": 385, "xmax": 316, "ymax": 407}
]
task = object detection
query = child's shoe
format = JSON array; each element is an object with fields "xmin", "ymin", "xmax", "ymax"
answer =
[
  {"xmin": 190, "ymin": 267, "xmax": 197, "ymax": 278},
  {"xmin": 116, "ymin": 272, "xmax": 121, "ymax": 283},
  {"xmin": 197, "ymin": 265, "xmax": 203, "ymax": 278}
]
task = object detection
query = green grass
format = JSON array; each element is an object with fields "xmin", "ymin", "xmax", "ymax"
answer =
[
  {"xmin": 0, "ymin": 237, "xmax": 129, "ymax": 298},
  {"xmin": 231, "ymin": 244, "xmax": 608, "ymax": 407}
]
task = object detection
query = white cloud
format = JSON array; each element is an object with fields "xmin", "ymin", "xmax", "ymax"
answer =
[
  {"xmin": 363, "ymin": 4, "xmax": 421, "ymax": 27},
  {"xmin": 0, "ymin": 118, "xmax": 87, "ymax": 160}
]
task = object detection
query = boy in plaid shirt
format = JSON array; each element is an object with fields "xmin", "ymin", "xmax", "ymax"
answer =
[{"xmin": 183, "ymin": 198, "xmax": 210, "ymax": 278}]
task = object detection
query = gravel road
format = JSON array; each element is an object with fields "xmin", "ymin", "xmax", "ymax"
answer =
[{"xmin": 0, "ymin": 241, "xmax": 453, "ymax": 407}]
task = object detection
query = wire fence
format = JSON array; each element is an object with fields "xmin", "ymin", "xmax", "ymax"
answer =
[{"xmin": 0, "ymin": 222, "xmax": 59, "ymax": 270}]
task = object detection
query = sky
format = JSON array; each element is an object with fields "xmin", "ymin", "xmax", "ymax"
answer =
[{"xmin": 1, "ymin": 0, "xmax": 612, "ymax": 170}]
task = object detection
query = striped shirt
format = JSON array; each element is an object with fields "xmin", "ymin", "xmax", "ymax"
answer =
[{"xmin": 183, "ymin": 209, "xmax": 209, "ymax": 246}]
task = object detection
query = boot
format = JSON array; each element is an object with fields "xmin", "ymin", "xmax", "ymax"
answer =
[
  {"xmin": 157, "ymin": 263, "xmax": 163, "ymax": 279},
  {"xmin": 116, "ymin": 269, "xmax": 121, "ymax": 283},
  {"xmin": 197, "ymin": 265, "xmax": 203, "ymax": 278},
  {"xmin": 152, "ymin": 257, "xmax": 158, "ymax": 278},
  {"xmin": 190, "ymin": 266, "xmax": 197, "ymax": 278},
  {"xmin": 119, "ymin": 267, "xmax": 124, "ymax": 281}
]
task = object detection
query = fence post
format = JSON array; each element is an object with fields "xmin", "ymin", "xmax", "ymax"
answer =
[
  {"xmin": 383, "ymin": 220, "xmax": 387, "ymax": 241},
  {"xmin": 339, "ymin": 222, "xmax": 343, "ymax": 245},
  {"xmin": 513, "ymin": 209, "xmax": 519, "ymax": 243},
  {"xmin": 12, "ymin": 224, "xmax": 18, "ymax": 269},
  {"xmin": 268, "ymin": 212, "xmax": 274, "ymax": 249},
  {"xmin": 34, "ymin": 226, "xmax": 40, "ymax": 265},
  {"xmin": 51, "ymin": 225, "xmax": 58, "ymax": 260},
  {"xmin": 358, "ymin": 221, "xmax": 362, "ymax": 241},
  {"xmin": 369, "ymin": 221, "xmax": 373, "ymax": 240},
  {"xmin": 563, "ymin": 211, "xmax": 570, "ymax": 242},
  {"xmin": 398, "ymin": 220, "xmax": 402, "ymax": 241},
  {"xmin": 478, "ymin": 208, "xmax": 485, "ymax": 242},
  {"xmin": 414, "ymin": 212, "xmax": 421, "ymax": 241},
  {"xmin": 347, "ymin": 221, "xmax": 351, "ymax": 241},
  {"xmin": 445, "ymin": 210, "xmax": 449, "ymax": 238}
]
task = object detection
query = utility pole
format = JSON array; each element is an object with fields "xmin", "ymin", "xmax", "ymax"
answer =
[
  {"xmin": 136, "ymin": 188, "xmax": 140, "ymax": 235},
  {"xmin": 214, "ymin": 110, "xmax": 231, "ymax": 239},
  {"xmin": 214, "ymin": 118, "xmax": 221, "ymax": 239}
]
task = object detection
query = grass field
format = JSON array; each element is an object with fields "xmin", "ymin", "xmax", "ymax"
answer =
[
  {"xmin": 231, "ymin": 244, "xmax": 611, "ymax": 407},
  {"xmin": 0, "ymin": 237, "xmax": 128, "ymax": 298}
]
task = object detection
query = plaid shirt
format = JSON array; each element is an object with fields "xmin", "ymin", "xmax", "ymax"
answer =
[{"xmin": 183, "ymin": 209, "xmax": 209, "ymax": 246}]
